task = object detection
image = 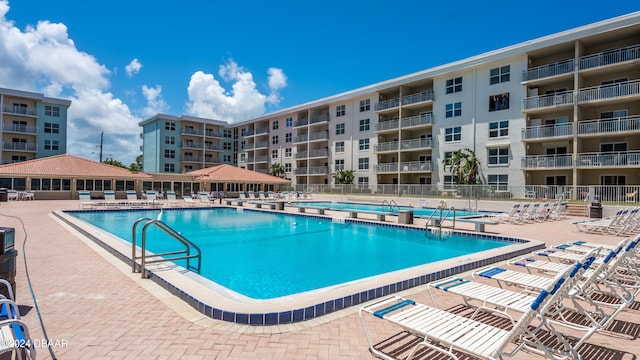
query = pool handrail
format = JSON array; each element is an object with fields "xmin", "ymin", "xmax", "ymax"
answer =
[{"xmin": 131, "ymin": 217, "xmax": 202, "ymax": 278}]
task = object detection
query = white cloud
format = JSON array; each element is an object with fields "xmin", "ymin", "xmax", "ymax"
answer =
[
  {"xmin": 186, "ymin": 60, "xmax": 288, "ymax": 123},
  {"xmin": 0, "ymin": 0, "xmax": 141, "ymax": 164},
  {"xmin": 141, "ymin": 84, "xmax": 169, "ymax": 116},
  {"xmin": 125, "ymin": 58, "xmax": 142, "ymax": 77}
]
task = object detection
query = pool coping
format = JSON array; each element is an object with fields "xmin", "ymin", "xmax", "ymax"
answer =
[{"xmin": 52, "ymin": 206, "xmax": 545, "ymax": 326}]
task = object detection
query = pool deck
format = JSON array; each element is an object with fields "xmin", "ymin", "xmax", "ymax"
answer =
[{"xmin": 1, "ymin": 197, "xmax": 639, "ymax": 359}]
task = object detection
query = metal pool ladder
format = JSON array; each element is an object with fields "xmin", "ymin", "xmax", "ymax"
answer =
[
  {"xmin": 131, "ymin": 217, "xmax": 202, "ymax": 278},
  {"xmin": 425, "ymin": 206, "xmax": 457, "ymax": 239},
  {"xmin": 381, "ymin": 199, "xmax": 399, "ymax": 213}
]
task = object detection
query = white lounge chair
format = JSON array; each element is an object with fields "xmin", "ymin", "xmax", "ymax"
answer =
[
  {"xmin": 7, "ymin": 190, "xmax": 18, "ymax": 201},
  {"xmin": 182, "ymin": 196, "xmax": 199, "ymax": 207},
  {"xmin": 360, "ymin": 260, "xmax": 585, "ymax": 360},
  {"xmin": 490, "ymin": 203, "xmax": 521, "ymax": 223},
  {"xmin": 126, "ymin": 191, "xmax": 142, "ymax": 207},
  {"xmin": 145, "ymin": 191, "xmax": 160, "ymax": 207},
  {"xmin": 198, "ymin": 192, "xmax": 213, "ymax": 205},
  {"xmin": 78, "ymin": 191, "xmax": 96, "ymax": 209},
  {"xmin": 238, "ymin": 191, "xmax": 247, "ymax": 200},
  {"xmin": 258, "ymin": 191, "xmax": 267, "ymax": 201},
  {"xmin": 104, "ymin": 190, "xmax": 119, "ymax": 207},
  {"xmin": 166, "ymin": 191, "xmax": 180, "ymax": 207},
  {"xmin": 247, "ymin": 191, "xmax": 257, "ymax": 200}
]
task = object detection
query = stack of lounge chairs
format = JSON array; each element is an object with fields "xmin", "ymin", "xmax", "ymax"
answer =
[
  {"xmin": 0, "ymin": 279, "xmax": 36, "ymax": 359},
  {"xmin": 573, "ymin": 207, "xmax": 640, "ymax": 236},
  {"xmin": 360, "ymin": 234, "xmax": 640, "ymax": 360},
  {"xmin": 491, "ymin": 201, "xmax": 567, "ymax": 224}
]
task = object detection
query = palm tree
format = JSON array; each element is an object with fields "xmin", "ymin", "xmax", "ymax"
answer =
[
  {"xmin": 268, "ymin": 163, "xmax": 286, "ymax": 178},
  {"xmin": 332, "ymin": 169, "xmax": 355, "ymax": 185},
  {"xmin": 442, "ymin": 148, "xmax": 481, "ymax": 185}
]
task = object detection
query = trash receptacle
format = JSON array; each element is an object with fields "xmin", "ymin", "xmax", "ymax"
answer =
[
  {"xmin": 0, "ymin": 188, "xmax": 7, "ymax": 202},
  {"xmin": 589, "ymin": 201, "xmax": 602, "ymax": 219},
  {"xmin": 0, "ymin": 250, "xmax": 17, "ymax": 300},
  {"xmin": 275, "ymin": 201, "xmax": 284, "ymax": 211},
  {"xmin": 398, "ymin": 210, "xmax": 414, "ymax": 225}
]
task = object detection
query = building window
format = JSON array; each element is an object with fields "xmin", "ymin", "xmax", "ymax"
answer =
[
  {"xmin": 489, "ymin": 120, "xmax": 509, "ymax": 137},
  {"xmin": 44, "ymin": 123, "xmax": 59, "ymax": 133},
  {"xmin": 44, "ymin": 140, "xmax": 59, "ymax": 150},
  {"xmin": 165, "ymin": 122, "xmax": 176, "ymax": 131},
  {"xmin": 44, "ymin": 105, "xmax": 60, "ymax": 117},
  {"xmin": 359, "ymin": 99, "xmax": 370, "ymax": 112},
  {"xmin": 336, "ymin": 123, "xmax": 345, "ymax": 135},
  {"xmin": 285, "ymin": 148, "xmax": 292, "ymax": 157},
  {"xmin": 446, "ymin": 77, "xmax": 462, "ymax": 94},
  {"xmin": 445, "ymin": 102, "xmax": 462, "ymax": 118},
  {"xmin": 285, "ymin": 133, "xmax": 292, "ymax": 143},
  {"xmin": 240, "ymin": 153, "xmax": 246, "ymax": 162},
  {"xmin": 272, "ymin": 149, "xmax": 278, "ymax": 159},
  {"xmin": 336, "ymin": 105, "xmax": 346, "ymax": 117},
  {"xmin": 359, "ymin": 138, "xmax": 370, "ymax": 151},
  {"xmin": 164, "ymin": 164, "xmax": 175, "ymax": 173},
  {"xmin": 335, "ymin": 141, "xmax": 345, "ymax": 153},
  {"xmin": 335, "ymin": 159, "xmax": 345, "ymax": 171},
  {"xmin": 223, "ymin": 142, "xmax": 231, "ymax": 150},
  {"xmin": 223, "ymin": 154, "xmax": 232, "ymax": 162},
  {"xmin": 444, "ymin": 127, "xmax": 461, "ymax": 142},
  {"xmin": 490, "ymin": 65, "xmax": 510, "ymax": 85},
  {"xmin": 358, "ymin": 157, "xmax": 369, "ymax": 170},
  {"xmin": 358, "ymin": 177, "xmax": 369, "ymax": 186},
  {"xmin": 285, "ymin": 163, "xmax": 291, "ymax": 172},
  {"xmin": 11, "ymin": 156, "xmax": 26, "ymax": 163},
  {"xmin": 488, "ymin": 147, "xmax": 509, "ymax": 165},
  {"xmin": 285, "ymin": 117, "xmax": 293, "ymax": 127},
  {"xmin": 223, "ymin": 129, "xmax": 232, "ymax": 138},
  {"xmin": 443, "ymin": 175, "xmax": 458, "ymax": 189},
  {"xmin": 359, "ymin": 119, "xmax": 370, "ymax": 131},
  {"xmin": 164, "ymin": 149, "xmax": 175, "ymax": 158},
  {"xmin": 272, "ymin": 121, "xmax": 279, "ymax": 130},
  {"xmin": 488, "ymin": 174, "xmax": 508, "ymax": 191},
  {"xmin": 164, "ymin": 136, "xmax": 175, "ymax": 144},
  {"xmin": 272, "ymin": 135, "xmax": 279, "ymax": 145},
  {"xmin": 489, "ymin": 93, "xmax": 509, "ymax": 112}
]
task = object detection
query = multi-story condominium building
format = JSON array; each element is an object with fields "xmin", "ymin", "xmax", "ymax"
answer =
[
  {"xmin": 0, "ymin": 87, "xmax": 70, "ymax": 164},
  {"xmin": 140, "ymin": 114, "xmax": 234, "ymax": 173},
  {"xmin": 142, "ymin": 12, "xmax": 640, "ymax": 198}
]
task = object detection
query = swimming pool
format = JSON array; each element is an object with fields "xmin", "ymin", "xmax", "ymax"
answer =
[
  {"xmin": 57, "ymin": 207, "xmax": 543, "ymax": 325},
  {"xmin": 68, "ymin": 207, "xmax": 510, "ymax": 299},
  {"xmin": 292, "ymin": 201, "xmax": 494, "ymax": 218}
]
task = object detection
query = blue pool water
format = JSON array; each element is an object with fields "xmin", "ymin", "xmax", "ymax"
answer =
[
  {"xmin": 68, "ymin": 208, "xmax": 510, "ymax": 299},
  {"xmin": 292, "ymin": 201, "xmax": 493, "ymax": 218}
]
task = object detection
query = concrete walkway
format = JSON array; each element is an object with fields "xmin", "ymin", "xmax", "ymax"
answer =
[{"xmin": 0, "ymin": 199, "xmax": 638, "ymax": 359}]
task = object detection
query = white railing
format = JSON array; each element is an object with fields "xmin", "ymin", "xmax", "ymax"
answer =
[
  {"xmin": 375, "ymin": 98, "xmax": 400, "ymax": 111},
  {"xmin": 2, "ymin": 142, "xmax": 37, "ymax": 152},
  {"xmin": 578, "ymin": 79, "xmax": 640, "ymax": 102},
  {"xmin": 375, "ymin": 163, "xmax": 398, "ymax": 173},
  {"xmin": 375, "ymin": 119, "xmax": 400, "ymax": 131},
  {"xmin": 578, "ymin": 115, "xmax": 640, "ymax": 135},
  {"xmin": 523, "ymin": 90, "xmax": 573, "ymax": 110},
  {"xmin": 294, "ymin": 135, "xmax": 308, "ymax": 143},
  {"xmin": 2, "ymin": 123, "xmax": 38, "ymax": 134},
  {"xmin": 522, "ymin": 59, "xmax": 574, "ymax": 82},
  {"xmin": 400, "ymin": 138, "xmax": 432, "ymax": 150},
  {"xmin": 255, "ymin": 141, "xmax": 269, "ymax": 148},
  {"xmin": 308, "ymin": 148, "xmax": 329, "ymax": 158},
  {"xmin": 2, "ymin": 105, "xmax": 38, "ymax": 116},
  {"xmin": 579, "ymin": 44, "xmax": 640, "ymax": 70},
  {"xmin": 522, "ymin": 123, "xmax": 573, "ymax": 140},
  {"xmin": 180, "ymin": 142, "xmax": 203, "ymax": 149},
  {"xmin": 310, "ymin": 113, "xmax": 329, "ymax": 124},
  {"xmin": 402, "ymin": 91, "xmax": 434, "ymax": 105},
  {"xmin": 399, "ymin": 161, "xmax": 431, "ymax": 172},
  {"xmin": 255, "ymin": 128, "xmax": 269, "ymax": 135},
  {"xmin": 181, "ymin": 127, "xmax": 203, "ymax": 136},
  {"xmin": 309, "ymin": 131, "xmax": 329, "ymax": 141},
  {"xmin": 577, "ymin": 151, "xmax": 640, "ymax": 167},
  {"xmin": 294, "ymin": 119, "xmax": 309, "ymax": 127},
  {"xmin": 374, "ymin": 141, "xmax": 399, "ymax": 152},
  {"xmin": 401, "ymin": 112, "xmax": 433, "ymax": 128},
  {"xmin": 521, "ymin": 155, "xmax": 573, "ymax": 169}
]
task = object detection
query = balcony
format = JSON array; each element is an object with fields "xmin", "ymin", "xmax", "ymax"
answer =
[
  {"xmin": 204, "ymin": 143, "xmax": 221, "ymax": 151},
  {"xmin": 180, "ymin": 156, "xmax": 202, "ymax": 162},
  {"xmin": 578, "ymin": 79, "xmax": 640, "ymax": 103},
  {"xmin": 522, "ymin": 59, "xmax": 574, "ymax": 82},
  {"xmin": 254, "ymin": 128, "xmax": 269, "ymax": 136},
  {"xmin": 375, "ymin": 98, "xmax": 400, "ymax": 112},
  {"xmin": 401, "ymin": 112, "xmax": 433, "ymax": 128},
  {"xmin": 2, "ymin": 142, "xmax": 37, "ymax": 152},
  {"xmin": 375, "ymin": 119, "xmax": 399, "ymax": 132},
  {"xmin": 254, "ymin": 141, "xmax": 269, "ymax": 149},
  {"xmin": 2, "ymin": 123, "xmax": 38, "ymax": 134},
  {"xmin": 205, "ymin": 130, "xmax": 223, "ymax": 138},
  {"xmin": 305, "ymin": 149, "xmax": 329, "ymax": 158},
  {"xmin": 181, "ymin": 127, "xmax": 203, "ymax": 136},
  {"xmin": 2, "ymin": 105, "xmax": 38, "ymax": 117},
  {"xmin": 309, "ymin": 113, "xmax": 329, "ymax": 125},
  {"xmin": 400, "ymin": 138, "xmax": 432, "ymax": 151},
  {"xmin": 521, "ymin": 155, "xmax": 573, "ymax": 169},
  {"xmin": 247, "ymin": 155, "xmax": 269, "ymax": 163},
  {"xmin": 294, "ymin": 135, "xmax": 308, "ymax": 143},
  {"xmin": 522, "ymin": 123, "xmax": 573, "ymax": 140},
  {"xmin": 309, "ymin": 131, "xmax": 329, "ymax": 142},
  {"xmin": 522, "ymin": 90, "xmax": 573, "ymax": 112},
  {"xmin": 577, "ymin": 151, "xmax": 640, "ymax": 168},
  {"xmin": 400, "ymin": 161, "xmax": 431, "ymax": 172},
  {"xmin": 402, "ymin": 91, "xmax": 434, "ymax": 106},
  {"xmin": 374, "ymin": 141, "xmax": 399, "ymax": 153},
  {"xmin": 578, "ymin": 115, "xmax": 640, "ymax": 136},
  {"xmin": 295, "ymin": 166, "xmax": 329, "ymax": 175},
  {"xmin": 294, "ymin": 119, "xmax": 309, "ymax": 127},
  {"xmin": 180, "ymin": 141, "xmax": 203, "ymax": 149},
  {"xmin": 579, "ymin": 44, "xmax": 640, "ymax": 71},
  {"xmin": 375, "ymin": 163, "xmax": 398, "ymax": 173}
]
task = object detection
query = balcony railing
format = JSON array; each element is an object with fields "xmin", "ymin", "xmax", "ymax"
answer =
[
  {"xmin": 577, "ymin": 151, "xmax": 640, "ymax": 167},
  {"xmin": 308, "ymin": 148, "xmax": 328, "ymax": 158},
  {"xmin": 579, "ymin": 44, "xmax": 640, "ymax": 71},
  {"xmin": 400, "ymin": 161, "xmax": 431, "ymax": 172},
  {"xmin": 375, "ymin": 98, "xmax": 400, "ymax": 111},
  {"xmin": 310, "ymin": 113, "xmax": 329, "ymax": 125},
  {"xmin": 374, "ymin": 141, "xmax": 399, "ymax": 153},
  {"xmin": 181, "ymin": 127, "xmax": 203, "ymax": 136},
  {"xmin": 2, "ymin": 105, "xmax": 38, "ymax": 116},
  {"xmin": 521, "ymin": 155, "xmax": 573, "ymax": 169},
  {"xmin": 2, "ymin": 123, "xmax": 38, "ymax": 134},
  {"xmin": 180, "ymin": 142, "xmax": 203, "ymax": 149},
  {"xmin": 254, "ymin": 155, "xmax": 269, "ymax": 163},
  {"xmin": 375, "ymin": 119, "xmax": 399, "ymax": 131},
  {"xmin": 400, "ymin": 138, "xmax": 432, "ymax": 150},
  {"xmin": 255, "ymin": 128, "xmax": 269, "ymax": 135},
  {"xmin": 294, "ymin": 135, "xmax": 308, "ymax": 143},
  {"xmin": 309, "ymin": 131, "xmax": 329, "ymax": 141},
  {"xmin": 294, "ymin": 119, "xmax": 309, "ymax": 127},
  {"xmin": 375, "ymin": 163, "xmax": 398, "ymax": 173},
  {"xmin": 578, "ymin": 115, "xmax": 640, "ymax": 135},
  {"xmin": 523, "ymin": 90, "xmax": 573, "ymax": 110},
  {"xmin": 180, "ymin": 156, "xmax": 202, "ymax": 162},
  {"xmin": 522, "ymin": 123, "xmax": 573, "ymax": 140},
  {"xmin": 295, "ymin": 166, "xmax": 329, "ymax": 175},
  {"xmin": 2, "ymin": 142, "xmax": 37, "ymax": 152},
  {"xmin": 401, "ymin": 112, "xmax": 433, "ymax": 128},
  {"xmin": 402, "ymin": 91, "xmax": 434, "ymax": 106},
  {"xmin": 578, "ymin": 79, "xmax": 640, "ymax": 103},
  {"xmin": 522, "ymin": 59, "xmax": 574, "ymax": 82},
  {"xmin": 254, "ymin": 141, "xmax": 269, "ymax": 148}
]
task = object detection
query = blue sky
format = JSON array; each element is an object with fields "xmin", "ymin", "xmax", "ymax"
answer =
[{"xmin": 1, "ymin": 0, "xmax": 638, "ymax": 165}]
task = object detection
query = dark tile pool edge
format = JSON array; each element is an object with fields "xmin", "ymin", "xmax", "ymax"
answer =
[{"xmin": 55, "ymin": 209, "xmax": 545, "ymax": 326}]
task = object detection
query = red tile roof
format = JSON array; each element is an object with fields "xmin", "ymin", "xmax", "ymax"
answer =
[
  {"xmin": 187, "ymin": 164, "xmax": 291, "ymax": 184},
  {"xmin": 0, "ymin": 154, "xmax": 150, "ymax": 178}
]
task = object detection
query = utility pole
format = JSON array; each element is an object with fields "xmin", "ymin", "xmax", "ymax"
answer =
[{"xmin": 99, "ymin": 131, "xmax": 104, "ymax": 162}]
